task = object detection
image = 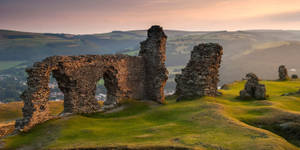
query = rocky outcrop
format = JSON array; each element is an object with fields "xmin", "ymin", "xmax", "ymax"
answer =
[
  {"xmin": 139, "ymin": 26, "xmax": 168, "ymax": 103},
  {"xmin": 279, "ymin": 65, "xmax": 289, "ymax": 81},
  {"xmin": 282, "ymin": 88, "xmax": 300, "ymax": 96},
  {"xmin": 240, "ymin": 73, "xmax": 266, "ymax": 100},
  {"xmin": 175, "ymin": 43, "xmax": 223, "ymax": 101},
  {"xmin": 16, "ymin": 25, "xmax": 168, "ymax": 131},
  {"xmin": 291, "ymin": 74, "xmax": 298, "ymax": 79}
]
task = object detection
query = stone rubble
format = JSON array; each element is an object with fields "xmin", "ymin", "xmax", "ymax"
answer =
[
  {"xmin": 291, "ymin": 74, "xmax": 298, "ymax": 79},
  {"xmin": 278, "ymin": 65, "xmax": 289, "ymax": 81},
  {"xmin": 239, "ymin": 73, "xmax": 267, "ymax": 100}
]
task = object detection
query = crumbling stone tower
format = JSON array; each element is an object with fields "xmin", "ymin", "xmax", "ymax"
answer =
[
  {"xmin": 278, "ymin": 65, "xmax": 289, "ymax": 81},
  {"xmin": 15, "ymin": 25, "xmax": 168, "ymax": 131},
  {"xmin": 139, "ymin": 26, "xmax": 168, "ymax": 103},
  {"xmin": 239, "ymin": 73, "xmax": 266, "ymax": 100},
  {"xmin": 175, "ymin": 43, "xmax": 223, "ymax": 101}
]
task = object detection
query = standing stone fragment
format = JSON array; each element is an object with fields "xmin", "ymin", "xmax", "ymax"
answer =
[
  {"xmin": 279, "ymin": 65, "xmax": 289, "ymax": 81},
  {"xmin": 139, "ymin": 25, "xmax": 168, "ymax": 103},
  {"xmin": 239, "ymin": 73, "xmax": 267, "ymax": 100},
  {"xmin": 175, "ymin": 43, "xmax": 223, "ymax": 101}
]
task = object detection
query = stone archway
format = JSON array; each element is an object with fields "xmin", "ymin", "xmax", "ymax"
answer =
[
  {"xmin": 15, "ymin": 25, "xmax": 169, "ymax": 131},
  {"xmin": 102, "ymin": 66, "xmax": 119, "ymax": 105},
  {"xmin": 51, "ymin": 69, "xmax": 80, "ymax": 114}
]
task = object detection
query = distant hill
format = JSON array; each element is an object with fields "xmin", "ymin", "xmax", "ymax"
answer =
[
  {"xmin": 0, "ymin": 29, "xmax": 212, "ymax": 61},
  {"xmin": 0, "ymin": 29, "xmax": 145, "ymax": 61},
  {"xmin": 1, "ymin": 29, "xmax": 300, "ymax": 101}
]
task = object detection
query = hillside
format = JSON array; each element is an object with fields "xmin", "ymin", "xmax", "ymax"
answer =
[
  {"xmin": 1, "ymin": 29, "xmax": 300, "ymax": 102},
  {"xmin": 1, "ymin": 80, "xmax": 300, "ymax": 150}
]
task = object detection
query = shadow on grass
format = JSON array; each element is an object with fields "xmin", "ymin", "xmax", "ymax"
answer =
[{"xmin": 83, "ymin": 101, "xmax": 151, "ymax": 119}]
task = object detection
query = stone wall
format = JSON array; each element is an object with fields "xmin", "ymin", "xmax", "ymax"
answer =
[
  {"xmin": 175, "ymin": 43, "xmax": 223, "ymax": 101},
  {"xmin": 139, "ymin": 26, "xmax": 168, "ymax": 103},
  {"xmin": 15, "ymin": 25, "xmax": 168, "ymax": 131}
]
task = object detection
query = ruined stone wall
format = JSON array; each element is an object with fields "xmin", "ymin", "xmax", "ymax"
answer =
[
  {"xmin": 139, "ymin": 26, "xmax": 168, "ymax": 103},
  {"xmin": 175, "ymin": 43, "xmax": 223, "ymax": 101},
  {"xmin": 16, "ymin": 25, "xmax": 168, "ymax": 131}
]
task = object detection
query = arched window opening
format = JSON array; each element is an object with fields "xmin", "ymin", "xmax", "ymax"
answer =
[
  {"xmin": 48, "ymin": 73, "xmax": 64, "ymax": 116},
  {"xmin": 96, "ymin": 79, "xmax": 107, "ymax": 102}
]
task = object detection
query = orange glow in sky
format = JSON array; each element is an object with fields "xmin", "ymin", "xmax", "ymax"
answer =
[{"xmin": 1, "ymin": 0, "xmax": 300, "ymax": 34}]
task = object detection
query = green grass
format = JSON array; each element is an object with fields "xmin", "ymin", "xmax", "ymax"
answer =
[
  {"xmin": 0, "ymin": 101, "xmax": 64, "ymax": 124},
  {"xmin": 122, "ymin": 50, "xmax": 139, "ymax": 56},
  {"xmin": 0, "ymin": 102, "xmax": 23, "ymax": 123},
  {"xmin": 0, "ymin": 61, "xmax": 25, "ymax": 71},
  {"xmin": 2, "ymin": 80, "xmax": 300, "ymax": 150},
  {"xmin": 97, "ymin": 79, "xmax": 104, "ymax": 85}
]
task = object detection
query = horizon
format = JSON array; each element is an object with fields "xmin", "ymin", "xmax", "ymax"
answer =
[
  {"xmin": 1, "ymin": 0, "xmax": 300, "ymax": 34},
  {"xmin": 2, "ymin": 27, "xmax": 300, "ymax": 35}
]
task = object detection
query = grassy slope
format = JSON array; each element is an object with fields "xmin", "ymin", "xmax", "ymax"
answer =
[
  {"xmin": 0, "ymin": 101, "xmax": 64, "ymax": 123},
  {"xmin": 2, "ymin": 80, "xmax": 300, "ymax": 150}
]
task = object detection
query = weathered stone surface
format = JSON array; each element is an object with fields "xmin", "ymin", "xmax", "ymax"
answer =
[
  {"xmin": 240, "ymin": 73, "xmax": 266, "ymax": 100},
  {"xmin": 0, "ymin": 123, "xmax": 15, "ymax": 137},
  {"xmin": 15, "ymin": 25, "xmax": 168, "ymax": 131},
  {"xmin": 175, "ymin": 43, "xmax": 223, "ymax": 101},
  {"xmin": 279, "ymin": 65, "xmax": 289, "ymax": 81},
  {"xmin": 291, "ymin": 74, "xmax": 298, "ymax": 79},
  {"xmin": 139, "ymin": 25, "xmax": 168, "ymax": 103}
]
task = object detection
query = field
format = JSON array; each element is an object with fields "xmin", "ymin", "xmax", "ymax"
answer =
[
  {"xmin": 1, "ymin": 80, "xmax": 300, "ymax": 150},
  {"xmin": 0, "ymin": 61, "xmax": 25, "ymax": 71},
  {"xmin": 0, "ymin": 101, "xmax": 64, "ymax": 124}
]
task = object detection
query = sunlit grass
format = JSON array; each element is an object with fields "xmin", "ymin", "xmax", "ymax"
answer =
[{"xmin": 2, "ymin": 80, "xmax": 300, "ymax": 150}]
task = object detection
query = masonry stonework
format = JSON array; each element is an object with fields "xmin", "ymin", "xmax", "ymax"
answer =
[
  {"xmin": 139, "ymin": 26, "xmax": 168, "ymax": 103},
  {"xmin": 15, "ymin": 25, "xmax": 168, "ymax": 131},
  {"xmin": 175, "ymin": 43, "xmax": 223, "ymax": 101},
  {"xmin": 239, "ymin": 73, "xmax": 267, "ymax": 100},
  {"xmin": 279, "ymin": 65, "xmax": 289, "ymax": 81}
]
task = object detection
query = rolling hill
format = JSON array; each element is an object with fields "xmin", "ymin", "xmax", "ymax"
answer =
[
  {"xmin": 0, "ymin": 29, "xmax": 300, "ymax": 102},
  {"xmin": 1, "ymin": 80, "xmax": 300, "ymax": 150}
]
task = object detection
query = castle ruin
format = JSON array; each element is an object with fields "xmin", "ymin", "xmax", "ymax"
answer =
[
  {"xmin": 175, "ymin": 43, "xmax": 223, "ymax": 101},
  {"xmin": 15, "ymin": 26, "xmax": 168, "ymax": 131}
]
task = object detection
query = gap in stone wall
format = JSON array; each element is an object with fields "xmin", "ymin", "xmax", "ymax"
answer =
[
  {"xmin": 96, "ymin": 79, "xmax": 107, "ymax": 102},
  {"xmin": 48, "ymin": 72, "xmax": 64, "ymax": 116},
  {"xmin": 95, "ymin": 67, "xmax": 118, "ymax": 105},
  {"xmin": 102, "ymin": 68, "xmax": 119, "ymax": 105}
]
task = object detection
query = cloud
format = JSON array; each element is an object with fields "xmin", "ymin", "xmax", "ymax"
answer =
[
  {"xmin": 266, "ymin": 11, "xmax": 300, "ymax": 22},
  {"xmin": 244, "ymin": 10, "xmax": 300, "ymax": 23},
  {"xmin": 1, "ymin": 0, "xmax": 300, "ymax": 33}
]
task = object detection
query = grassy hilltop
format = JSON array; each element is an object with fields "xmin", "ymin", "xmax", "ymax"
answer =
[{"xmin": 1, "ymin": 80, "xmax": 300, "ymax": 150}]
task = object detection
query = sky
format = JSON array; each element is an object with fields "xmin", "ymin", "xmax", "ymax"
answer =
[{"xmin": 1, "ymin": 0, "xmax": 300, "ymax": 34}]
